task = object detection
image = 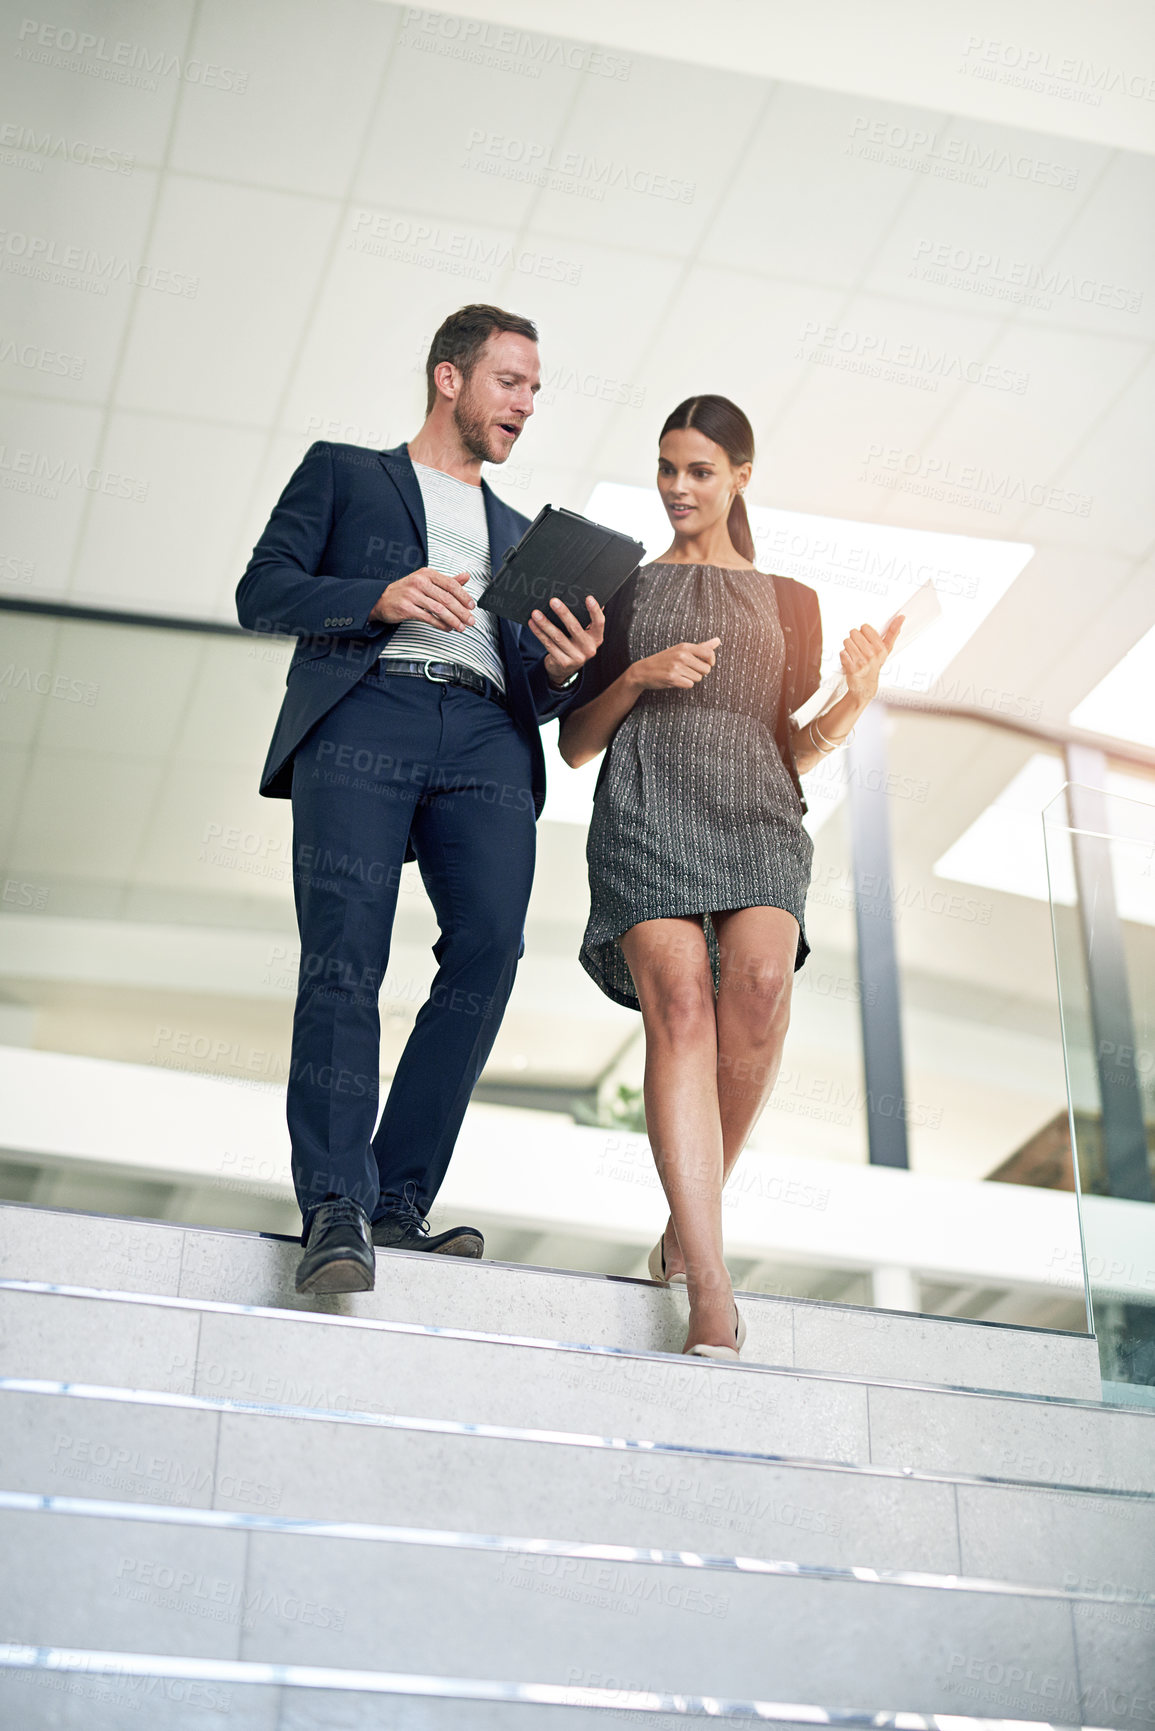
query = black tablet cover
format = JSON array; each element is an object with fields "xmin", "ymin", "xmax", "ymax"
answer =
[{"xmin": 478, "ymin": 505, "xmax": 645, "ymax": 629}]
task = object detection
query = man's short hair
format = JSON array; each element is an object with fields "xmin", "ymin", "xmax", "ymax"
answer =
[{"xmin": 425, "ymin": 304, "xmax": 538, "ymax": 414}]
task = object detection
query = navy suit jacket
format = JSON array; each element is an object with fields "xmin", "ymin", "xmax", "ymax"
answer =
[{"xmin": 236, "ymin": 440, "xmax": 582, "ymax": 812}]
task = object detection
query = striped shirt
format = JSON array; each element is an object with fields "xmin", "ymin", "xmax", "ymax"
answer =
[{"xmin": 378, "ymin": 459, "xmax": 506, "ymax": 693}]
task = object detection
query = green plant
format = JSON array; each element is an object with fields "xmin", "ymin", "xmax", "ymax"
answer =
[{"xmin": 571, "ymin": 1082, "xmax": 647, "ymax": 1134}]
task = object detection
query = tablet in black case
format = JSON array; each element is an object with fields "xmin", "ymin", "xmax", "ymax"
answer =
[{"xmin": 478, "ymin": 504, "xmax": 645, "ymax": 629}]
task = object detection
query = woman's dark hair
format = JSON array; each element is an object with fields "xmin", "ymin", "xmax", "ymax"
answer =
[
  {"xmin": 659, "ymin": 395, "xmax": 755, "ymax": 563},
  {"xmin": 425, "ymin": 304, "xmax": 538, "ymax": 414}
]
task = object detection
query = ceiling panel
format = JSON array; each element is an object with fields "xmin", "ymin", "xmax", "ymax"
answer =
[
  {"xmin": 516, "ymin": 56, "xmax": 768, "ymax": 257},
  {"xmin": 921, "ymin": 320, "xmax": 1145, "ymax": 476},
  {"xmin": 760, "ymin": 343, "xmax": 978, "ymax": 522},
  {"xmin": 171, "ymin": 0, "xmax": 398, "ymax": 195},
  {"xmin": 0, "ymin": 131, "xmax": 162, "ymax": 313},
  {"xmin": 0, "ymin": 165, "xmax": 138, "ymax": 407},
  {"xmin": 277, "ymin": 227, "xmax": 519, "ymax": 444},
  {"xmin": 113, "ymin": 177, "xmax": 340, "ymax": 422},
  {"xmin": 588, "ymin": 271, "xmax": 845, "ymax": 487},
  {"xmin": 846, "ymin": 325, "xmax": 1147, "ymax": 539},
  {"xmin": 1039, "ymin": 150, "xmax": 1155, "ymax": 344},
  {"xmin": 706, "ymin": 83, "xmax": 923, "ymax": 288},
  {"xmin": 69, "ymin": 415, "xmax": 267, "ymax": 615},
  {"xmin": 0, "ymin": 0, "xmax": 189, "ymax": 160},
  {"xmin": 865, "ymin": 159, "xmax": 1155, "ymax": 344},
  {"xmin": 1015, "ymin": 356, "xmax": 1155, "ymax": 555},
  {"xmin": 763, "ymin": 292, "xmax": 1134, "ymax": 529},
  {"xmin": 0, "ymin": 398, "xmax": 103, "ymax": 600},
  {"xmin": 351, "ymin": 20, "xmax": 584, "ymax": 221},
  {"xmin": 225, "ymin": 428, "xmax": 339, "ymax": 614}
]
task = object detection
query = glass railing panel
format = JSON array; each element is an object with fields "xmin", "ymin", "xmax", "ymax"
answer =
[
  {"xmin": 1044, "ymin": 783, "xmax": 1155, "ymax": 1405},
  {"xmin": 845, "ymin": 706, "xmax": 1086, "ymax": 1329}
]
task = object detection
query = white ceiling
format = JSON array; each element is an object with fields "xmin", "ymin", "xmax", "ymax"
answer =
[
  {"xmin": 2, "ymin": 0, "xmax": 1153, "ymax": 1186},
  {"xmin": 0, "ymin": 2, "xmax": 1150, "ymax": 681},
  {"xmin": 439, "ymin": 0, "xmax": 1155, "ymax": 156}
]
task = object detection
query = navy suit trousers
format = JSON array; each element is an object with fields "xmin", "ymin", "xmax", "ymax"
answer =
[{"xmin": 287, "ymin": 666, "xmax": 536, "ymax": 1238}]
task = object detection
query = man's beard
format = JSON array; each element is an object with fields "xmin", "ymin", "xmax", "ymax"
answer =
[{"xmin": 453, "ymin": 384, "xmax": 510, "ymax": 464}]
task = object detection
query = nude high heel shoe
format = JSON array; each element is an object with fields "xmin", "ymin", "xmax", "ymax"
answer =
[
  {"xmin": 686, "ymin": 1304, "xmax": 746, "ymax": 1362},
  {"xmin": 647, "ymin": 1232, "xmax": 688, "ymax": 1287}
]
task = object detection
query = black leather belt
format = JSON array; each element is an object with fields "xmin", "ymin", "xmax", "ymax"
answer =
[{"xmin": 375, "ymin": 657, "xmax": 508, "ymax": 711}]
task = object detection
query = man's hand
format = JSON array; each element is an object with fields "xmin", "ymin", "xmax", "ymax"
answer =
[
  {"xmin": 528, "ymin": 595, "xmax": 606, "ymax": 687},
  {"xmin": 630, "ymin": 637, "xmax": 722, "ymax": 692},
  {"xmin": 370, "ymin": 567, "xmax": 475, "ymax": 632}
]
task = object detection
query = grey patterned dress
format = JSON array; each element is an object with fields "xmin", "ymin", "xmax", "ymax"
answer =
[{"xmin": 578, "ymin": 561, "xmax": 814, "ymax": 1010}]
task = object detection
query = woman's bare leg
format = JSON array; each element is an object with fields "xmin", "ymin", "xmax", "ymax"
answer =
[
  {"xmin": 659, "ymin": 908, "xmax": 798, "ymax": 1280},
  {"xmin": 619, "ymin": 916, "xmax": 737, "ymax": 1353}
]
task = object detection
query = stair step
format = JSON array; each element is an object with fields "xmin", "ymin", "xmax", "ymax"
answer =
[
  {"xmin": 2, "ymin": 1281, "xmax": 1151, "ymax": 1494},
  {"xmin": 4, "ymin": 1194, "xmax": 1151, "ymax": 1731},
  {"xmin": 0, "ymin": 1645, "xmax": 1126, "ymax": 1731},
  {"xmin": 5, "ymin": 1381, "xmax": 1154, "ymax": 1595},
  {"xmin": 0, "ymin": 1497, "xmax": 1129, "ymax": 1723},
  {"xmin": 0, "ymin": 1201, "xmax": 1101, "ymax": 1400}
]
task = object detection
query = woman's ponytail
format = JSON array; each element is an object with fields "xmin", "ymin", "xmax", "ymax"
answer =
[{"xmin": 727, "ymin": 491, "xmax": 755, "ymax": 564}]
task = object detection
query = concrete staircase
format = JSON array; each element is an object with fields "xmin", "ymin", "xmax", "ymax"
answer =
[{"xmin": 1, "ymin": 1199, "xmax": 1153, "ymax": 1729}]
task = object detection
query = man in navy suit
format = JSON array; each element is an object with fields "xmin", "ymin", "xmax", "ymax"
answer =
[{"xmin": 237, "ymin": 304, "xmax": 603, "ymax": 1294}]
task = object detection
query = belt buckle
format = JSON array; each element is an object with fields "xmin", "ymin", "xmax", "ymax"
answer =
[{"xmin": 422, "ymin": 660, "xmax": 453, "ymax": 684}]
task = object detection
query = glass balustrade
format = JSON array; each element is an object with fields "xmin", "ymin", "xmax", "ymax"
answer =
[
  {"xmin": 1045, "ymin": 783, "xmax": 1155, "ymax": 1405},
  {"xmin": 6, "ymin": 605, "xmax": 1155, "ymax": 1341}
]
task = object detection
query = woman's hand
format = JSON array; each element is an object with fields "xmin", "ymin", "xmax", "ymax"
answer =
[
  {"xmin": 840, "ymin": 617, "xmax": 903, "ymax": 703},
  {"xmin": 630, "ymin": 637, "xmax": 722, "ymax": 691}
]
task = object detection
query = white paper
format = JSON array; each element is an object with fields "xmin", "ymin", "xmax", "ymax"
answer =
[{"xmin": 790, "ymin": 578, "xmax": 944, "ymax": 727}]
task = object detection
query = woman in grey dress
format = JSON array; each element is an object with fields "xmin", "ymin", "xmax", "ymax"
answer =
[{"xmin": 551, "ymin": 396, "xmax": 900, "ymax": 1361}]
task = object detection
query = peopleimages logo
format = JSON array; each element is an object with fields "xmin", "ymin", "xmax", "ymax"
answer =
[
  {"xmin": 0, "ymin": 120, "xmax": 134, "ymax": 173},
  {"xmin": 0, "ymin": 229, "xmax": 198, "ymax": 297},
  {"xmin": 14, "ymin": 19, "xmax": 249, "ymax": 92},
  {"xmin": 847, "ymin": 117, "xmax": 1079, "ymax": 189},
  {"xmin": 347, "ymin": 209, "xmax": 583, "ymax": 287},
  {"xmin": 0, "ymin": 445, "xmax": 148, "ymax": 501},
  {"xmin": 0, "ymin": 665, "xmax": 99, "ymax": 704},
  {"xmin": 861, "ymin": 443, "xmax": 1093, "ymax": 518},
  {"xmin": 958, "ymin": 35, "xmax": 1155, "ymax": 105},
  {"xmin": 0, "ymin": 337, "xmax": 85, "ymax": 378},
  {"xmin": 911, "ymin": 238, "xmax": 1142, "ymax": 314},
  {"xmin": 463, "ymin": 129, "xmax": 695, "ymax": 204},
  {"xmin": 398, "ymin": 9, "xmax": 632, "ymax": 81},
  {"xmin": 756, "ymin": 520, "xmax": 983, "ymax": 598},
  {"xmin": 795, "ymin": 319, "xmax": 1029, "ymax": 396},
  {"xmin": 114, "ymin": 1557, "xmax": 343, "ymax": 1628}
]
